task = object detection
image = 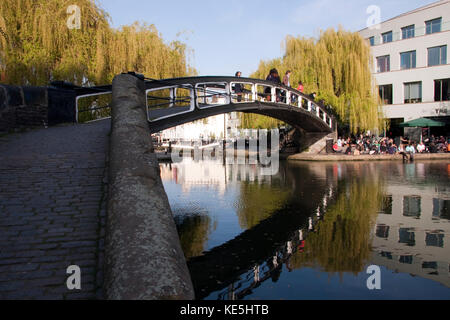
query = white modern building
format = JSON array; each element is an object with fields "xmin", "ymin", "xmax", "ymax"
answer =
[
  {"xmin": 359, "ymin": 0, "xmax": 450, "ymax": 135},
  {"xmin": 160, "ymin": 113, "xmax": 241, "ymax": 141}
]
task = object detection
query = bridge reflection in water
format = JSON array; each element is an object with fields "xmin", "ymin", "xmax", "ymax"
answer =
[{"xmin": 160, "ymin": 160, "xmax": 450, "ymax": 300}]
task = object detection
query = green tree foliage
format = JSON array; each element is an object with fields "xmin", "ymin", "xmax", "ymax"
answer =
[
  {"xmin": 245, "ymin": 28, "xmax": 384, "ymax": 133},
  {"xmin": 0, "ymin": 0, "xmax": 194, "ymax": 86},
  {"xmin": 239, "ymin": 113, "xmax": 284, "ymax": 129}
]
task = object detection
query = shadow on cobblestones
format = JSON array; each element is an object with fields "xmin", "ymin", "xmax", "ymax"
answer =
[{"xmin": 0, "ymin": 120, "xmax": 110, "ymax": 300}]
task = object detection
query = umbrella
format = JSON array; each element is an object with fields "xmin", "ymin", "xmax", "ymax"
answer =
[
  {"xmin": 399, "ymin": 117, "xmax": 445, "ymax": 143},
  {"xmin": 399, "ymin": 117, "xmax": 445, "ymax": 127}
]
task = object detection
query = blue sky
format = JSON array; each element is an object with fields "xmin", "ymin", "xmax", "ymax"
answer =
[{"xmin": 98, "ymin": 0, "xmax": 436, "ymax": 76}]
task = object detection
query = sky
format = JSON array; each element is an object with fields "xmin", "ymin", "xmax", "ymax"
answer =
[{"xmin": 98, "ymin": 0, "xmax": 437, "ymax": 76}]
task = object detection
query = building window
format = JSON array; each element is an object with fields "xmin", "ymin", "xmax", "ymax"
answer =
[
  {"xmin": 400, "ymin": 51, "xmax": 416, "ymax": 70},
  {"xmin": 432, "ymin": 198, "xmax": 450, "ymax": 218},
  {"xmin": 376, "ymin": 225, "xmax": 390, "ymax": 238},
  {"xmin": 402, "ymin": 25, "xmax": 415, "ymax": 39},
  {"xmin": 382, "ymin": 31, "xmax": 393, "ymax": 43},
  {"xmin": 422, "ymin": 261, "xmax": 438, "ymax": 270},
  {"xmin": 378, "ymin": 195, "xmax": 393, "ymax": 214},
  {"xmin": 399, "ymin": 255, "xmax": 413, "ymax": 264},
  {"xmin": 425, "ymin": 233, "xmax": 444, "ymax": 248},
  {"xmin": 379, "ymin": 84, "xmax": 393, "ymax": 105},
  {"xmin": 426, "ymin": 17, "xmax": 442, "ymax": 34},
  {"xmin": 399, "ymin": 228, "xmax": 415, "ymax": 246},
  {"xmin": 428, "ymin": 45, "xmax": 447, "ymax": 66},
  {"xmin": 403, "ymin": 195, "xmax": 421, "ymax": 217},
  {"xmin": 377, "ymin": 55, "xmax": 390, "ymax": 73},
  {"xmin": 435, "ymin": 79, "xmax": 450, "ymax": 102},
  {"xmin": 404, "ymin": 82, "xmax": 422, "ymax": 103},
  {"xmin": 369, "ymin": 36, "xmax": 375, "ymax": 46}
]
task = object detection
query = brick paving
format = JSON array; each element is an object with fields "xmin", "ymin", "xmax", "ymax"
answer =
[{"xmin": 0, "ymin": 120, "xmax": 110, "ymax": 300}]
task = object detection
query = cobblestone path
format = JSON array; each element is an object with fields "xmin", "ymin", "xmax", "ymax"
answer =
[{"xmin": 0, "ymin": 120, "xmax": 110, "ymax": 299}]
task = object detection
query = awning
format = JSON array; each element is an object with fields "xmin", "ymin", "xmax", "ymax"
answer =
[{"xmin": 399, "ymin": 117, "xmax": 445, "ymax": 127}]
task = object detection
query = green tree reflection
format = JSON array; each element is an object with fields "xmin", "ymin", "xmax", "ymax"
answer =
[
  {"xmin": 290, "ymin": 174, "xmax": 384, "ymax": 275},
  {"xmin": 236, "ymin": 182, "xmax": 291, "ymax": 230},
  {"xmin": 176, "ymin": 214, "xmax": 213, "ymax": 259}
]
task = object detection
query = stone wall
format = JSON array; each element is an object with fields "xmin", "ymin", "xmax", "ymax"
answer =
[
  {"xmin": 105, "ymin": 74, "xmax": 195, "ymax": 300},
  {"xmin": 0, "ymin": 84, "xmax": 76, "ymax": 132},
  {"xmin": 292, "ymin": 126, "xmax": 337, "ymax": 154}
]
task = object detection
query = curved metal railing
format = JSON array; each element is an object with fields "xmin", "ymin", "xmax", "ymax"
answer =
[{"xmin": 144, "ymin": 76, "xmax": 334, "ymax": 129}]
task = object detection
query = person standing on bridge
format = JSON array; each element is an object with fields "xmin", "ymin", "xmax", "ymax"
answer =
[
  {"xmin": 281, "ymin": 70, "xmax": 291, "ymax": 103},
  {"xmin": 265, "ymin": 69, "xmax": 281, "ymax": 102},
  {"xmin": 282, "ymin": 70, "xmax": 291, "ymax": 87},
  {"xmin": 234, "ymin": 71, "xmax": 243, "ymax": 102},
  {"xmin": 297, "ymin": 81, "xmax": 304, "ymax": 93}
]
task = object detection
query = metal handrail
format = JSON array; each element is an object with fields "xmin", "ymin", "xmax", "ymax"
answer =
[{"xmin": 144, "ymin": 76, "xmax": 334, "ymax": 129}]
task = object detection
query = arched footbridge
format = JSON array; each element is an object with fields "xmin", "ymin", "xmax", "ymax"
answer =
[
  {"xmin": 71, "ymin": 75, "xmax": 335, "ymax": 134},
  {"xmin": 143, "ymin": 76, "xmax": 334, "ymax": 134}
]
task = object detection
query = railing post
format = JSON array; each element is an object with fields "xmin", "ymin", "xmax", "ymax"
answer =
[
  {"xmin": 271, "ymin": 87, "xmax": 276, "ymax": 103},
  {"xmin": 225, "ymin": 83, "xmax": 231, "ymax": 105},
  {"xmin": 286, "ymin": 90, "xmax": 291, "ymax": 105},
  {"xmin": 169, "ymin": 88, "xmax": 175, "ymax": 108},
  {"xmin": 191, "ymin": 86, "xmax": 196, "ymax": 110},
  {"xmin": 307, "ymin": 101, "xmax": 312, "ymax": 112},
  {"xmin": 298, "ymin": 96, "xmax": 302, "ymax": 108},
  {"xmin": 252, "ymin": 84, "xmax": 257, "ymax": 102}
]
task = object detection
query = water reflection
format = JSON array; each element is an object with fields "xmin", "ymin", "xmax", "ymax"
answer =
[{"xmin": 160, "ymin": 160, "xmax": 450, "ymax": 299}]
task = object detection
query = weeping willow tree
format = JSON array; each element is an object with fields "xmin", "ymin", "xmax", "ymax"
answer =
[
  {"xmin": 0, "ymin": 0, "xmax": 194, "ymax": 86},
  {"xmin": 245, "ymin": 28, "xmax": 385, "ymax": 134},
  {"xmin": 289, "ymin": 165, "xmax": 385, "ymax": 276},
  {"xmin": 239, "ymin": 113, "xmax": 284, "ymax": 129}
]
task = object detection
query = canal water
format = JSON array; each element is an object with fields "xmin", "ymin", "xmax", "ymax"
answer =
[{"xmin": 160, "ymin": 159, "xmax": 450, "ymax": 300}]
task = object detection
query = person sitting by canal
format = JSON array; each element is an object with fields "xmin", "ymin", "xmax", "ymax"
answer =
[
  {"xmin": 332, "ymin": 141, "xmax": 342, "ymax": 153},
  {"xmin": 417, "ymin": 141, "xmax": 426, "ymax": 153},
  {"xmin": 400, "ymin": 143, "xmax": 415, "ymax": 162},
  {"xmin": 344, "ymin": 143, "xmax": 352, "ymax": 155},
  {"xmin": 234, "ymin": 71, "xmax": 243, "ymax": 102}
]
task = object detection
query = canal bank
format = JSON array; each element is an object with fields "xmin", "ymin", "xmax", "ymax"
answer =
[{"xmin": 287, "ymin": 153, "xmax": 450, "ymax": 161}]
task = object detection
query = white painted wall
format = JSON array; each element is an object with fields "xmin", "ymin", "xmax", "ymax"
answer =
[{"xmin": 359, "ymin": 0, "xmax": 450, "ymax": 121}]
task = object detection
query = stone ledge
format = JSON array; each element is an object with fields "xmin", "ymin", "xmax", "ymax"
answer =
[
  {"xmin": 287, "ymin": 153, "xmax": 450, "ymax": 161},
  {"xmin": 104, "ymin": 74, "xmax": 194, "ymax": 300}
]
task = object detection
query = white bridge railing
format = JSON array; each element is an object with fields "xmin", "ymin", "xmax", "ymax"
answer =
[{"xmin": 145, "ymin": 77, "xmax": 333, "ymax": 129}]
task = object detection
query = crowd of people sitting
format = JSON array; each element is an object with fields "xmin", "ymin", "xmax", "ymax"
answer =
[{"xmin": 332, "ymin": 134, "xmax": 450, "ymax": 158}]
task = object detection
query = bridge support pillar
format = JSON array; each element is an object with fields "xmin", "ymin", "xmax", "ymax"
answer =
[
  {"xmin": 105, "ymin": 73, "xmax": 194, "ymax": 300},
  {"xmin": 295, "ymin": 127, "xmax": 337, "ymax": 154}
]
